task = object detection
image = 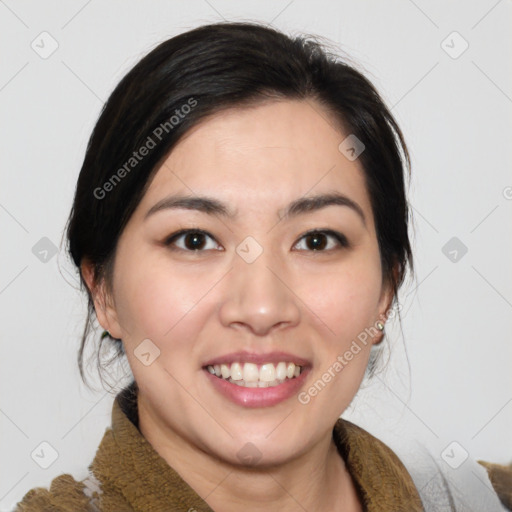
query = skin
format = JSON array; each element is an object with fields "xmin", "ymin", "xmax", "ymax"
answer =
[{"xmin": 82, "ymin": 99, "xmax": 395, "ymax": 511}]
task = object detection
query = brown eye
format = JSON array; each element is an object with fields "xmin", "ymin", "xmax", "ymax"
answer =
[
  {"xmin": 183, "ymin": 232, "xmax": 207, "ymax": 250},
  {"xmin": 164, "ymin": 229, "xmax": 220, "ymax": 252},
  {"xmin": 294, "ymin": 230, "xmax": 349, "ymax": 252},
  {"xmin": 305, "ymin": 233, "xmax": 328, "ymax": 250}
]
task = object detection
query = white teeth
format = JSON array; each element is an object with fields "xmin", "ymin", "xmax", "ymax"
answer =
[
  {"xmin": 286, "ymin": 362, "xmax": 295, "ymax": 379},
  {"xmin": 242, "ymin": 363, "xmax": 259, "ymax": 383},
  {"xmin": 220, "ymin": 364, "xmax": 230, "ymax": 379},
  {"xmin": 260, "ymin": 363, "xmax": 276, "ymax": 382},
  {"xmin": 230, "ymin": 362, "xmax": 243, "ymax": 381},
  {"xmin": 276, "ymin": 362, "xmax": 287, "ymax": 380},
  {"xmin": 206, "ymin": 361, "xmax": 303, "ymax": 387}
]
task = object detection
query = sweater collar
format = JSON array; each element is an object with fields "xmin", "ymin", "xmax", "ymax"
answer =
[{"xmin": 90, "ymin": 382, "xmax": 423, "ymax": 511}]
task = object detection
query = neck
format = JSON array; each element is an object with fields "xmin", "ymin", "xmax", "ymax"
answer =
[{"xmin": 138, "ymin": 397, "xmax": 362, "ymax": 512}]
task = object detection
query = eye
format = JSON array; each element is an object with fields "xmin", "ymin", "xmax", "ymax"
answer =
[
  {"xmin": 163, "ymin": 228, "xmax": 349, "ymax": 253},
  {"xmin": 164, "ymin": 229, "xmax": 221, "ymax": 252},
  {"xmin": 293, "ymin": 230, "xmax": 349, "ymax": 252}
]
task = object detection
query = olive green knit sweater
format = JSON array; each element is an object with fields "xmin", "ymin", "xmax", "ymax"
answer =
[{"xmin": 14, "ymin": 384, "xmax": 510, "ymax": 511}]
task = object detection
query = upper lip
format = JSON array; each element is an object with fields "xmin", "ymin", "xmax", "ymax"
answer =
[{"xmin": 202, "ymin": 351, "xmax": 311, "ymax": 368}]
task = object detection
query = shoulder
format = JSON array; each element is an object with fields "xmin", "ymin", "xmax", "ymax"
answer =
[
  {"xmin": 334, "ymin": 418, "xmax": 424, "ymax": 510},
  {"xmin": 335, "ymin": 418, "xmax": 419, "ymax": 484},
  {"xmin": 478, "ymin": 460, "xmax": 512, "ymax": 511},
  {"xmin": 14, "ymin": 468, "xmax": 137, "ymax": 512},
  {"xmin": 375, "ymin": 431, "xmax": 510, "ymax": 512},
  {"xmin": 14, "ymin": 473, "xmax": 94, "ymax": 512},
  {"xmin": 335, "ymin": 418, "xmax": 510, "ymax": 511}
]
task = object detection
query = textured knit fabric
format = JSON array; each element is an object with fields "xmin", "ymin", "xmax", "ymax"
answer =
[
  {"xmin": 478, "ymin": 461, "xmax": 512, "ymax": 511},
  {"xmin": 14, "ymin": 382, "xmax": 509, "ymax": 511}
]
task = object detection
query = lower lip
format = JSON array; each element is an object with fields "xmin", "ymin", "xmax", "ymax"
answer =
[{"xmin": 203, "ymin": 367, "xmax": 310, "ymax": 408}]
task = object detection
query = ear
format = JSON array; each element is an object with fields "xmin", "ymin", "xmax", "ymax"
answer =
[
  {"xmin": 80, "ymin": 258, "xmax": 123, "ymax": 339},
  {"xmin": 373, "ymin": 262, "xmax": 399, "ymax": 344}
]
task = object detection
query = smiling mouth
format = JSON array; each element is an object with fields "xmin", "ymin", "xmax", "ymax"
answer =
[{"xmin": 204, "ymin": 361, "xmax": 304, "ymax": 388}]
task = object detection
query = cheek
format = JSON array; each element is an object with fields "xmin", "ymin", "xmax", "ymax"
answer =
[
  {"xmin": 112, "ymin": 253, "xmax": 209, "ymax": 343},
  {"xmin": 299, "ymin": 261, "xmax": 382, "ymax": 413},
  {"xmin": 304, "ymin": 256, "xmax": 383, "ymax": 339}
]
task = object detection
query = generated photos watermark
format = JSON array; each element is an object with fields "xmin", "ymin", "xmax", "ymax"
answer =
[
  {"xmin": 297, "ymin": 303, "xmax": 402, "ymax": 405},
  {"xmin": 93, "ymin": 97, "xmax": 198, "ymax": 200}
]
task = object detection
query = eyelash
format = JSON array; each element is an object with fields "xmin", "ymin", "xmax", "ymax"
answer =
[{"xmin": 163, "ymin": 228, "xmax": 350, "ymax": 253}]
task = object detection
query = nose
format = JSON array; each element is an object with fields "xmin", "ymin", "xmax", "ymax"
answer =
[{"xmin": 218, "ymin": 250, "xmax": 301, "ymax": 336}]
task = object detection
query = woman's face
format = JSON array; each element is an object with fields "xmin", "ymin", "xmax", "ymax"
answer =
[{"xmin": 90, "ymin": 99, "xmax": 393, "ymax": 466}]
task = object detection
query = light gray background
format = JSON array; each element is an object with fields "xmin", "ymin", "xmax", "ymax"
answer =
[{"xmin": 1, "ymin": 1, "xmax": 511, "ymax": 509}]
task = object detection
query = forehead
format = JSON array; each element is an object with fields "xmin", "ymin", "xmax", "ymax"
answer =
[{"xmin": 139, "ymin": 99, "xmax": 372, "ymax": 222}]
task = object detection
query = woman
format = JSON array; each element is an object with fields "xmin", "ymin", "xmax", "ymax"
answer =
[{"xmin": 15, "ymin": 21, "xmax": 509, "ymax": 512}]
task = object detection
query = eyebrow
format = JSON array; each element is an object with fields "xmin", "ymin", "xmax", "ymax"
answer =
[{"xmin": 144, "ymin": 192, "xmax": 366, "ymax": 226}]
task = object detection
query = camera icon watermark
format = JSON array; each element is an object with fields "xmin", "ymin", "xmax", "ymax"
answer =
[
  {"xmin": 134, "ymin": 338, "xmax": 161, "ymax": 366},
  {"xmin": 31, "ymin": 441, "xmax": 59, "ymax": 469},
  {"xmin": 32, "ymin": 237, "xmax": 58, "ymax": 263},
  {"xmin": 31, "ymin": 31, "xmax": 59, "ymax": 59},
  {"xmin": 338, "ymin": 134, "xmax": 365, "ymax": 161},
  {"xmin": 441, "ymin": 31, "xmax": 469, "ymax": 60},
  {"xmin": 236, "ymin": 442, "xmax": 262, "ymax": 464},
  {"xmin": 236, "ymin": 236, "xmax": 263, "ymax": 264},
  {"xmin": 442, "ymin": 237, "xmax": 468, "ymax": 263},
  {"xmin": 441, "ymin": 441, "xmax": 469, "ymax": 469}
]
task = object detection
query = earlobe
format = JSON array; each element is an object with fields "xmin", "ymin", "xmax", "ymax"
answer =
[
  {"xmin": 373, "ymin": 268, "xmax": 397, "ymax": 345},
  {"xmin": 371, "ymin": 320, "xmax": 385, "ymax": 345}
]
